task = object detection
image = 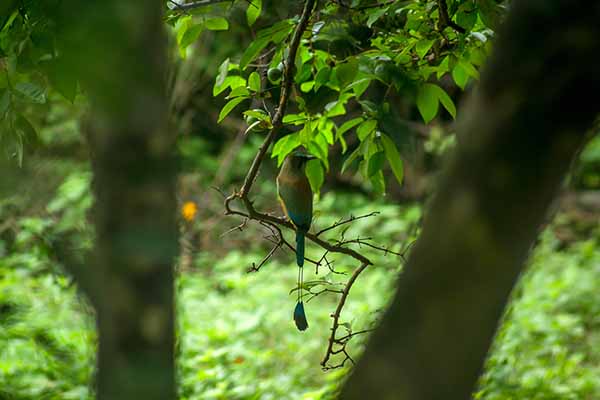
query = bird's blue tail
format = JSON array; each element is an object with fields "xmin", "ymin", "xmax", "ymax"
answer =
[
  {"xmin": 296, "ymin": 231, "xmax": 305, "ymax": 267},
  {"xmin": 294, "ymin": 301, "xmax": 308, "ymax": 331}
]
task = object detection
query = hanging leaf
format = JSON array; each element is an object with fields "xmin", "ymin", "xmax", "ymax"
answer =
[
  {"xmin": 367, "ymin": 151, "xmax": 385, "ymax": 177},
  {"xmin": 381, "ymin": 134, "xmax": 404, "ymax": 185},
  {"xmin": 305, "ymin": 159, "xmax": 324, "ymax": 195},
  {"xmin": 246, "ymin": 0, "xmax": 262, "ymax": 27},
  {"xmin": 14, "ymin": 82, "xmax": 46, "ymax": 104},
  {"xmin": 356, "ymin": 119, "xmax": 377, "ymax": 141},
  {"xmin": 335, "ymin": 59, "xmax": 358, "ymax": 88},
  {"xmin": 341, "ymin": 146, "xmax": 361, "ymax": 173},
  {"xmin": 247, "ymin": 71, "xmax": 261, "ymax": 92},
  {"xmin": 415, "ymin": 39, "xmax": 435, "ymax": 59},
  {"xmin": 272, "ymin": 133, "xmax": 301, "ymax": 166},
  {"xmin": 416, "ymin": 83, "xmax": 439, "ymax": 123},
  {"xmin": 205, "ymin": 17, "xmax": 229, "ymax": 31},
  {"xmin": 218, "ymin": 96, "xmax": 248, "ymax": 123}
]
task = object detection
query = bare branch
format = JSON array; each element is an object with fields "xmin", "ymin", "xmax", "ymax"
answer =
[
  {"xmin": 316, "ymin": 212, "xmax": 380, "ymax": 236},
  {"xmin": 247, "ymin": 240, "xmax": 283, "ymax": 273},
  {"xmin": 321, "ymin": 262, "xmax": 369, "ymax": 368}
]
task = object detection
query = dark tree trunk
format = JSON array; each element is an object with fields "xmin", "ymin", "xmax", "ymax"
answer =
[
  {"xmin": 341, "ymin": 0, "xmax": 600, "ymax": 399},
  {"xmin": 58, "ymin": 2, "xmax": 177, "ymax": 399}
]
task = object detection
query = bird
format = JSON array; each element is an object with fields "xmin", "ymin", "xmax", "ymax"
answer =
[{"xmin": 277, "ymin": 151, "xmax": 315, "ymax": 331}]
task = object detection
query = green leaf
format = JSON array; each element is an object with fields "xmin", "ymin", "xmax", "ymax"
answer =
[
  {"xmin": 308, "ymin": 135, "xmax": 329, "ymax": 171},
  {"xmin": 218, "ymin": 96, "xmax": 248, "ymax": 123},
  {"xmin": 270, "ymin": 20, "xmax": 294, "ymax": 43},
  {"xmin": 335, "ymin": 59, "xmax": 358, "ymax": 88},
  {"xmin": 318, "ymin": 117, "xmax": 335, "ymax": 145},
  {"xmin": 247, "ymin": 71, "xmax": 261, "ymax": 92},
  {"xmin": 370, "ymin": 170, "xmax": 386, "ymax": 195},
  {"xmin": 246, "ymin": 0, "xmax": 262, "ymax": 27},
  {"xmin": 366, "ymin": 7, "xmax": 389, "ymax": 28},
  {"xmin": 458, "ymin": 59, "xmax": 479, "ymax": 79},
  {"xmin": 226, "ymin": 86, "xmax": 250, "ymax": 99},
  {"xmin": 436, "ymin": 86, "xmax": 456, "ymax": 119},
  {"xmin": 356, "ymin": 119, "xmax": 377, "ymax": 141},
  {"xmin": 367, "ymin": 151, "xmax": 385, "ymax": 177},
  {"xmin": 341, "ymin": 146, "xmax": 361, "ymax": 173},
  {"xmin": 348, "ymin": 78, "xmax": 372, "ymax": 98},
  {"xmin": 46, "ymin": 59, "xmax": 77, "ymax": 103},
  {"xmin": 215, "ymin": 58, "xmax": 230, "ymax": 88},
  {"xmin": 0, "ymin": 90, "xmax": 10, "ymax": 118},
  {"xmin": 240, "ymin": 36, "xmax": 270, "ymax": 70},
  {"xmin": 437, "ymin": 56, "xmax": 450, "ymax": 80},
  {"xmin": 452, "ymin": 63, "xmax": 470, "ymax": 89},
  {"xmin": 213, "ymin": 75, "xmax": 246, "ymax": 96},
  {"xmin": 14, "ymin": 82, "xmax": 46, "ymax": 104},
  {"xmin": 243, "ymin": 109, "xmax": 270, "ymax": 121},
  {"xmin": 415, "ymin": 39, "xmax": 435, "ymax": 59},
  {"xmin": 314, "ymin": 66, "xmax": 331, "ymax": 91},
  {"xmin": 272, "ymin": 134, "xmax": 301, "ymax": 166},
  {"xmin": 337, "ymin": 117, "xmax": 363, "ymax": 138},
  {"xmin": 300, "ymin": 81, "xmax": 315, "ymax": 92},
  {"xmin": 477, "ymin": 0, "xmax": 503, "ymax": 30},
  {"xmin": 416, "ymin": 83, "xmax": 439, "ymax": 123},
  {"xmin": 205, "ymin": 17, "xmax": 229, "ymax": 31},
  {"xmin": 324, "ymin": 100, "xmax": 346, "ymax": 117},
  {"xmin": 283, "ymin": 113, "xmax": 307, "ymax": 124},
  {"xmin": 239, "ymin": 21, "xmax": 293, "ymax": 69},
  {"xmin": 456, "ymin": 2, "xmax": 477, "ymax": 31},
  {"xmin": 176, "ymin": 16, "xmax": 203, "ymax": 57},
  {"xmin": 305, "ymin": 159, "xmax": 324, "ymax": 195},
  {"xmin": 16, "ymin": 115, "xmax": 38, "ymax": 147},
  {"xmin": 381, "ymin": 134, "xmax": 404, "ymax": 185}
]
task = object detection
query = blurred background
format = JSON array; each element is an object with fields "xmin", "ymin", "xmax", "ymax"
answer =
[{"xmin": 2, "ymin": 1, "xmax": 600, "ymax": 399}]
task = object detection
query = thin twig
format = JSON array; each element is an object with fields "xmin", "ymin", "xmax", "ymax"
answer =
[
  {"xmin": 316, "ymin": 212, "xmax": 380, "ymax": 236},
  {"xmin": 247, "ymin": 240, "xmax": 283, "ymax": 272},
  {"xmin": 321, "ymin": 262, "xmax": 369, "ymax": 368}
]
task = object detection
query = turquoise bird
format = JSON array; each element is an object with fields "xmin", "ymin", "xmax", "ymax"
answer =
[{"xmin": 277, "ymin": 151, "xmax": 314, "ymax": 331}]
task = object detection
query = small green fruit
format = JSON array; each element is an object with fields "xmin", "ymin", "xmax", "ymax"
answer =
[{"xmin": 267, "ymin": 66, "xmax": 283, "ymax": 82}]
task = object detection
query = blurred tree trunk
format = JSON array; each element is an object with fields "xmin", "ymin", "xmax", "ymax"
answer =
[
  {"xmin": 341, "ymin": 1, "xmax": 600, "ymax": 399},
  {"xmin": 58, "ymin": 2, "xmax": 177, "ymax": 399}
]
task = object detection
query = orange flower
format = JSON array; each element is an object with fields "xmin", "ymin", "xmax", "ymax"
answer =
[
  {"xmin": 233, "ymin": 356, "xmax": 245, "ymax": 364},
  {"xmin": 181, "ymin": 201, "xmax": 198, "ymax": 221}
]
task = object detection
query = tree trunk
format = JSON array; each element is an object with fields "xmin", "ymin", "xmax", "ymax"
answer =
[
  {"xmin": 59, "ymin": 2, "xmax": 177, "ymax": 399},
  {"xmin": 341, "ymin": 0, "xmax": 600, "ymax": 399}
]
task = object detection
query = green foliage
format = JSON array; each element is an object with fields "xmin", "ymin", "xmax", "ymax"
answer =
[
  {"xmin": 4, "ymin": 175, "xmax": 600, "ymax": 399},
  {"xmin": 0, "ymin": 2, "xmax": 80, "ymax": 165},
  {"xmin": 196, "ymin": 0, "xmax": 498, "ymax": 195}
]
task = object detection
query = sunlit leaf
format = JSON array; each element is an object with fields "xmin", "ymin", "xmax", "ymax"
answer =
[
  {"xmin": 416, "ymin": 83, "xmax": 439, "ymax": 123},
  {"xmin": 305, "ymin": 159, "xmax": 324, "ymax": 195},
  {"xmin": 246, "ymin": 0, "xmax": 262, "ymax": 27},
  {"xmin": 205, "ymin": 17, "xmax": 229, "ymax": 31},
  {"xmin": 356, "ymin": 119, "xmax": 377, "ymax": 141},
  {"xmin": 272, "ymin": 133, "xmax": 301, "ymax": 166},
  {"xmin": 381, "ymin": 133, "xmax": 404, "ymax": 185},
  {"xmin": 248, "ymin": 71, "xmax": 261, "ymax": 92},
  {"xmin": 218, "ymin": 96, "xmax": 248, "ymax": 123}
]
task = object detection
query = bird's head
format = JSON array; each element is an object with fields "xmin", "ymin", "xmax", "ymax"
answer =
[{"xmin": 286, "ymin": 150, "xmax": 316, "ymax": 173}]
